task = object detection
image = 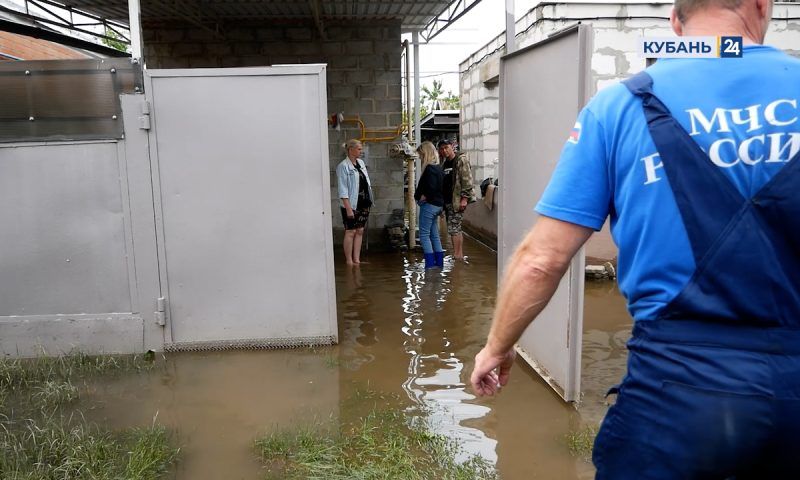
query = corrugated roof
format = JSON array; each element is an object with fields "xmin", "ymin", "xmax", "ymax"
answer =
[{"xmin": 62, "ymin": 1, "xmax": 454, "ymax": 31}]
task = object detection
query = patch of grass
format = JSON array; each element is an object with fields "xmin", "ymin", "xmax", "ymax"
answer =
[
  {"xmin": 0, "ymin": 352, "xmax": 178, "ymax": 479},
  {"xmin": 31, "ymin": 380, "xmax": 78, "ymax": 409},
  {"xmin": 0, "ymin": 415, "xmax": 178, "ymax": 479},
  {"xmin": 566, "ymin": 425, "xmax": 598, "ymax": 457},
  {"xmin": 0, "ymin": 352, "xmax": 155, "ymax": 394},
  {"xmin": 255, "ymin": 407, "xmax": 497, "ymax": 480},
  {"xmin": 123, "ymin": 424, "xmax": 181, "ymax": 479}
]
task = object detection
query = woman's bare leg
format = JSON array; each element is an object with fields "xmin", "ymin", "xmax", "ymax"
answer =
[
  {"xmin": 343, "ymin": 229, "xmax": 356, "ymax": 265},
  {"xmin": 353, "ymin": 227, "xmax": 364, "ymax": 264}
]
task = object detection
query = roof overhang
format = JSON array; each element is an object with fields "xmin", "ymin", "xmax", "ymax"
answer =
[
  {"xmin": 1, "ymin": 0, "xmax": 483, "ymax": 54},
  {"xmin": 61, "ymin": 0, "xmax": 477, "ymax": 36}
]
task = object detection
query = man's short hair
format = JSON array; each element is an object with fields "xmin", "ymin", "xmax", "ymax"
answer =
[
  {"xmin": 673, "ymin": 0, "xmax": 744, "ymax": 22},
  {"xmin": 437, "ymin": 139, "xmax": 452, "ymax": 149}
]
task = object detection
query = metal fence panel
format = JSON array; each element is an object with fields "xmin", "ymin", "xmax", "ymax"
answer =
[
  {"xmin": 498, "ymin": 25, "xmax": 591, "ymax": 402},
  {"xmin": 145, "ymin": 66, "xmax": 337, "ymax": 349},
  {"xmin": 0, "ymin": 138, "xmax": 145, "ymax": 357},
  {"xmin": 0, "ymin": 141, "xmax": 134, "ymax": 316}
]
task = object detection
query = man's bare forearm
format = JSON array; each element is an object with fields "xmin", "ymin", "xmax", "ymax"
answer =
[{"xmin": 485, "ymin": 216, "xmax": 593, "ymax": 355}]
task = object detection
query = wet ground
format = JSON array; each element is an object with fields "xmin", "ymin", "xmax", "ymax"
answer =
[{"xmin": 83, "ymin": 237, "xmax": 631, "ymax": 479}]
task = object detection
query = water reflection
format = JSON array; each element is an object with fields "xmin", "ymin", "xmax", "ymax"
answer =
[
  {"xmin": 580, "ymin": 281, "xmax": 632, "ymax": 426},
  {"xmin": 400, "ymin": 254, "xmax": 497, "ymax": 464}
]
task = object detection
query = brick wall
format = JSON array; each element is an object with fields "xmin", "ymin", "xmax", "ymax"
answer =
[
  {"xmin": 142, "ymin": 21, "xmax": 404, "ymax": 247},
  {"xmin": 0, "ymin": 31, "xmax": 90, "ymax": 60}
]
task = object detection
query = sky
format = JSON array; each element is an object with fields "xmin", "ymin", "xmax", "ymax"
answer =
[{"xmin": 401, "ymin": 0, "xmax": 542, "ymax": 97}]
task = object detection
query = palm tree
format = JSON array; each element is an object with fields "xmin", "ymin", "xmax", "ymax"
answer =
[
  {"xmin": 421, "ymin": 80, "xmax": 445, "ymax": 111},
  {"xmin": 442, "ymin": 91, "xmax": 460, "ymax": 110}
]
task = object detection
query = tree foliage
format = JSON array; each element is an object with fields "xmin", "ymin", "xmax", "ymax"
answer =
[{"xmin": 102, "ymin": 27, "xmax": 130, "ymax": 53}]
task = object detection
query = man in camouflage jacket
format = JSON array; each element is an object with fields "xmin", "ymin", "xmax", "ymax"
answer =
[{"xmin": 438, "ymin": 139, "xmax": 476, "ymax": 260}]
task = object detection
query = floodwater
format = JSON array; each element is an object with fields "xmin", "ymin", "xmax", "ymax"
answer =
[{"xmin": 83, "ymin": 237, "xmax": 631, "ymax": 479}]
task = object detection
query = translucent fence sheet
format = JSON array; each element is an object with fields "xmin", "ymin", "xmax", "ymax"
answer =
[{"xmin": 0, "ymin": 58, "xmax": 141, "ymax": 142}]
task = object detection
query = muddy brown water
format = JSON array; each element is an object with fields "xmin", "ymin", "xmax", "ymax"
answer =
[{"xmin": 82, "ymin": 237, "xmax": 631, "ymax": 479}]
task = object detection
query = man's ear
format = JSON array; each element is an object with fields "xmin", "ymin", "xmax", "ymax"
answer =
[
  {"xmin": 670, "ymin": 8, "xmax": 684, "ymax": 36},
  {"xmin": 755, "ymin": 0, "xmax": 772, "ymax": 21}
]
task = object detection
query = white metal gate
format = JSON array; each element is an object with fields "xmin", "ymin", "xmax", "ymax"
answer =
[
  {"xmin": 498, "ymin": 25, "xmax": 592, "ymax": 402},
  {"xmin": 145, "ymin": 66, "xmax": 337, "ymax": 350}
]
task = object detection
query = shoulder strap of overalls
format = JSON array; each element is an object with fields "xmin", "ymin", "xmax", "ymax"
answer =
[{"xmin": 622, "ymin": 71, "xmax": 746, "ymax": 265}]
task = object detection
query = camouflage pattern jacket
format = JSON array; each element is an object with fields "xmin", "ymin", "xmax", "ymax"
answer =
[{"xmin": 450, "ymin": 153, "xmax": 477, "ymax": 206}]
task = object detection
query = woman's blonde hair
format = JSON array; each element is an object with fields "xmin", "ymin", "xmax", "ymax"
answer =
[
  {"xmin": 417, "ymin": 141, "xmax": 439, "ymax": 169},
  {"xmin": 344, "ymin": 139, "xmax": 362, "ymax": 156}
]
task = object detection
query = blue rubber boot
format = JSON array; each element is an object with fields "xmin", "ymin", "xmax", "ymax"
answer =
[
  {"xmin": 424, "ymin": 253, "xmax": 436, "ymax": 269},
  {"xmin": 434, "ymin": 251, "xmax": 445, "ymax": 268}
]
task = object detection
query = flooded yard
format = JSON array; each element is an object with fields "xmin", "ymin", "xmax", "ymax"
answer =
[{"xmin": 80, "ymin": 237, "xmax": 631, "ymax": 479}]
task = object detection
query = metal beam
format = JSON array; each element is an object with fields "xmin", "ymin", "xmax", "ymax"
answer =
[
  {"xmin": 127, "ymin": 0, "xmax": 142, "ymax": 60},
  {"xmin": 420, "ymin": 0, "xmax": 483, "ymax": 43},
  {"xmin": 28, "ymin": 0, "xmax": 129, "ymax": 31},
  {"xmin": 413, "ymin": 30, "xmax": 421, "ymax": 147},
  {"xmin": 308, "ymin": 0, "xmax": 327, "ymax": 40},
  {"xmin": 2, "ymin": 1, "xmax": 131, "ymax": 46}
]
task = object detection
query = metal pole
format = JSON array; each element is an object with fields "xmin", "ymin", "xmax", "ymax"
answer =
[
  {"xmin": 412, "ymin": 31, "xmax": 422, "ymax": 250},
  {"xmin": 412, "ymin": 31, "xmax": 421, "ymax": 148},
  {"xmin": 407, "ymin": 158, "xmax": 417, "ymax": 250},
  {"xmin": 505, "ymin": 0, "xmax": 516, "ymax": 54},
  {"xmin": 127, "ymin": 0, "xmax": 144, "ymax": 61},
  {"xmin": 404, "ymin": 39, "xmax": 417, "ymax": 249}
]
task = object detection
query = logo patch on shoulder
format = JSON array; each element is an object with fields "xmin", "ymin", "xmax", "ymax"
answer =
[{"xmin": 567, "ymin": 122, "xmax": 582, "ymax": 144}]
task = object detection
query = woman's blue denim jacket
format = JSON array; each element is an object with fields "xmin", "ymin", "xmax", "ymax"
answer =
[{"xmin": 336, "ymin": 157, "xmax": 373, "ymax": 210}]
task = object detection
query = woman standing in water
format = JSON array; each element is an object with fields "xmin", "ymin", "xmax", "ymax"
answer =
[
  {"xmin": 414, "ymin": 141, "xmax": 446, "ymax": 269},
  {"xmin": 336, "ymin": 139, "xmax": 373, "ymax": 266}
]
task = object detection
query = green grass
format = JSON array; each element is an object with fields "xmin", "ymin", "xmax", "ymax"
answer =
[
  {"xmin": 566, "ymin": 425, "xmax": 598, "ymax": 458},
  {"xmin": 0, "ymin": 352, "xmax": 179, "ymax": 479},
  {"xmin": 255, "ymin": 403, "xmax": 498, "ymax": 480},
  {"xmin": 0, "ymin": 352, "xmax": 154, "ymax": 394}
]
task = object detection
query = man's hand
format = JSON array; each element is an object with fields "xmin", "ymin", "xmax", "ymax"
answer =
[
  {"xmin": 468, "ymin": 217, "xmax": 592, "ymax": 398},
  {"xmin": 459, "ymin": 196, "xmax": 468, "ymax": 212},
  {"xmin": 346, "ymin": 208, "xmax": 355, "ymax": 219},
  {"xmin": 470, "ymin": 346, "xmax": 516, "ymax": 396}
]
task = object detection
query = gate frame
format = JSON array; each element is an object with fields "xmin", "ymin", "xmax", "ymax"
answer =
[{"xmin": 498, "ymin": 24, "xmax": 593, "ymax": 402}]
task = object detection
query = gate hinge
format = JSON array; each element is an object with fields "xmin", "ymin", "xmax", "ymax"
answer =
[
  {"xmin": 155, "ymin": 296, "xmax": 167, "ymax": 326},
  {"xmin": 139, "ymin": 101, "xmax": 151, "ymax": 130}
]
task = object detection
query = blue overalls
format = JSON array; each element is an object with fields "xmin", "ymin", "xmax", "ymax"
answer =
[{"xmin": 592, "ymin": 72, "xmax": 800, "ymax": 479}]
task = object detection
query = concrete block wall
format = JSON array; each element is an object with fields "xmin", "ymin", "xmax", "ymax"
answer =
[
  {"xmin": 458, "ymin": 1, "xmax": 800, "ymax": 261},
  {"xmin": 141, "ymin": 21, "xmax": 403, "ymax": 247}
]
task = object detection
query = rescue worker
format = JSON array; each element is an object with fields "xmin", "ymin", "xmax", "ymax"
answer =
[{"xmin": 470, "ymin": 0, "xmax": 800, "ymax": 477}]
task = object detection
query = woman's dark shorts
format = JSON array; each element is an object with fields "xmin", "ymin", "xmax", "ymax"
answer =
[{"xmin": 341, "ymin": 207, "xmax": 370, "ymax": 230}]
